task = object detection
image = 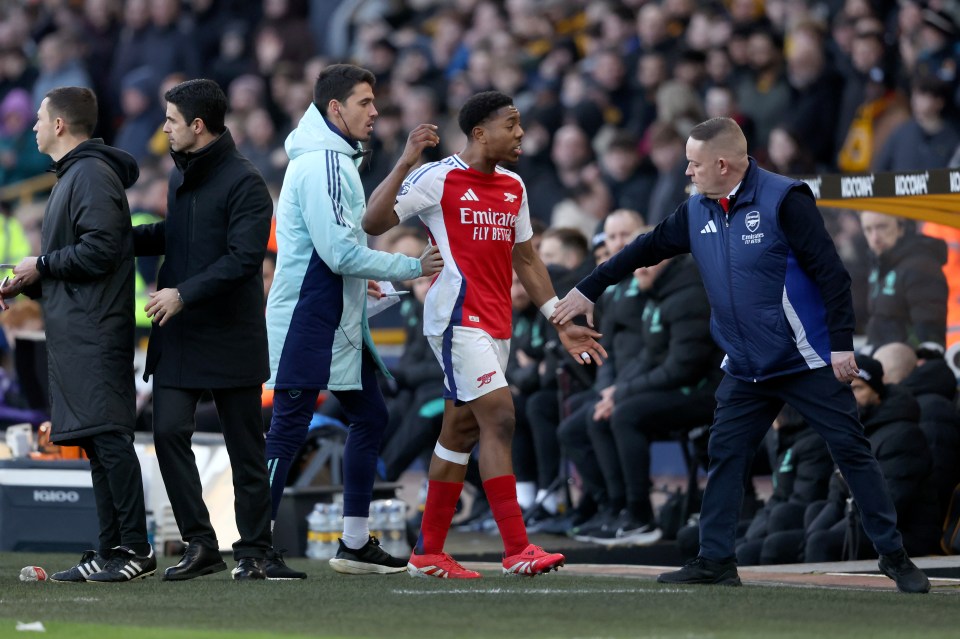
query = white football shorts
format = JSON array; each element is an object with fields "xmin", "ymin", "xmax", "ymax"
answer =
[{"xmin": 427, "ymin": 326, "xmax": 510, "ymax": 404}]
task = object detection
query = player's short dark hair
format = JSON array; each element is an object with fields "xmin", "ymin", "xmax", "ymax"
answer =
[
  {"xmin": 688, "ymin": 116, "xmax": 742, "ymax": 143},
  {"xmin": 313, "ymin": 64, "xmax": 376, "ymax": 116},
  {"xmin": 542, "ymin": 227, "xmax": 589, "ymax": 260},
  {"xmin": 458, "ymin": 91, "xmax": 514, "ymax": 135},
  {"xmin": 44, "ymin": 86, "xmax": 97, "ymax": 137},
  {"xmin": 164, "ymin": 79, "xmax": 227, "ymax": 135}
]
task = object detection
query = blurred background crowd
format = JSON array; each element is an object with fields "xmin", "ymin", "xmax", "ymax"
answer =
[{"xmin": 1, "ymin": 0, "xmax": 960, "ymax": 561}]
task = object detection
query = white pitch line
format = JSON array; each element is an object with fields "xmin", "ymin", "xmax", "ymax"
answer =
[{"xmin": 391, "ymin": 588, "xmax": 692, "ymax": 595}]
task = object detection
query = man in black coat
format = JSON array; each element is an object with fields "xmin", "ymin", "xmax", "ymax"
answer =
[
  {"xmin": 584, "ymin": 255, "xmax": 722, "ymax": 545},
  {"xmin": 3, "ymin": 86, "xmax": 155, "ymax": 582},
  {"xmin": 860, "ymin": 211, "xmax": 948, "ymax": 350},
  {"xmin": 133, "ymin": 79, "xmax": 275, "ymax": 581}
]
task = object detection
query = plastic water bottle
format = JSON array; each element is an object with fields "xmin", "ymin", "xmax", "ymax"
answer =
[
  {"xmin": 368, "ymin": 499, "xmax": 385, "ymax": 541},
  {"xmin": 146, "ymin": 510, "xmax": 156, "ymax": 548},
  {"xmin": 19, "ymin": 566, "xmax": 47, "ymax": 582},
  {"xmin": 306, "ymin": 504, "xmax": 327, "ymax": 559},
  {"xmin": 325, "ymin": 501, "xmax": 343, "ymax": 558},
  {"xmin": 383, "ymin": 500, "xmax": 409, "ymax": 557}
]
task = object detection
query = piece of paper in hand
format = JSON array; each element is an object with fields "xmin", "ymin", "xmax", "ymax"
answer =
[
  {"xmin": 16, "ymin": 621, "xmax": 46, "ymax": 632},
  {"xmin": 366, "ymin": 281, "xmax": 402, "ymax": 318}
]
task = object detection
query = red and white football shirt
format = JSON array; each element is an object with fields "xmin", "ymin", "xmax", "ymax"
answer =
[{"xmin": 395, "ymin": 154, "xmax": 533, "ymax": 339}]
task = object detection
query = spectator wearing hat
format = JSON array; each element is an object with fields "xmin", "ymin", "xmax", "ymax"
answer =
[
  {"xmin": 916, "ymin": 7, "xmax": 960, "ymax": 93},
  {"xmin": 860, "ymin": 210, "xmax": 948, "ymax": 350},
  {"xmin": 592, "ymin": 231, "xmax": 610, "ymax": 265},
  {"xmin": 803, "ymin": 355, "xmax": 940, "ymax": 563}
]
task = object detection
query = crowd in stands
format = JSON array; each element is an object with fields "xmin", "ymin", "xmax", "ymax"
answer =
[{"xmin": 1, "ymin": 0, "xmax": 960, "ymax": 560}]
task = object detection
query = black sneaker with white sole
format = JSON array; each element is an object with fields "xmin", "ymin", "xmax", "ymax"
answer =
[
  {"xmin": 50, "ymin": 550, "xmax": 110, "ymax": 583},
  {"xmin": 86, "ymin": 546, "xmax": 157, "ymax": 583},
  {"xmin": 265, "ymin": 548, "xmax": 307, "ymax": 580},
  {"xmin": 603, "ymin": 523, "xmax": 663, "ymax": 547},
  {"xmin": 587, "ymin": 515, "xmax": 663, "ymax": 547},
  {"xmin": 328, "ymin": 536, "xmax": 407, "ymax": 575}
]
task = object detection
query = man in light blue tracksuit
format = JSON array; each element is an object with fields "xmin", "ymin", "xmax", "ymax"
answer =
[
  {"xmin": 553, "ymin": 117, "xmax": 930, "ymax": 594},
  {"xmin": 264, "ymin": 64, "xmax": 443, "ymax": 577}
]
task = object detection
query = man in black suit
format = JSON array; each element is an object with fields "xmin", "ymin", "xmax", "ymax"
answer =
[{"xmin": 133, "ymin": 79, "xmax": 276, "ymax": 581}]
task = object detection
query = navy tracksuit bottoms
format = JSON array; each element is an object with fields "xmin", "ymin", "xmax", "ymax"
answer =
[{"xmin": 698, "ymin": 366, "xmax": 902, "ymax": 561}]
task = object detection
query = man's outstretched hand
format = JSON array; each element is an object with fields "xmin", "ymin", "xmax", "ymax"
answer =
[
  {"xmin": 557, "ymin": 322, "xmax": 607, "ymax": 366},
  {"xmin": 552, "ymin": 288, "xmax": 595, "ymax": 327}
]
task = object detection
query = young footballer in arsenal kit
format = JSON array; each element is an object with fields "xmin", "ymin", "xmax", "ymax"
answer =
[{"xmin": 364, "ymin": 91, "xmax": 606, "ymax": 578}]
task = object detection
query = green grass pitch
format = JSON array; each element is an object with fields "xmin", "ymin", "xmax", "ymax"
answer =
[{"xmin": 2, "ymin": 553, "xmax": 959, "ymax": 638}]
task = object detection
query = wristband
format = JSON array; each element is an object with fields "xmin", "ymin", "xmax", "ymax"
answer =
[
  {"xmin": 176, "ymin": 290, "xmax": 184, "ymax": 304},
  {"xmin": 539, "ymin": 295, "xmax": 559, "ymax": 320},
  {"xmin": 36, "ymin": 254, "xmax": 50, "ymax": 277}
]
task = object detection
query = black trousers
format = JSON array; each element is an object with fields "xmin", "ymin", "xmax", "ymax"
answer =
[
  {"xmin": 79, "ymin": 430, "xmax": 148, "ymax": 552},
  {"xmin": 152, "ymin": 385, "xmax": 271, "ymax": 559},
  {"xmin": 556, "ymin": 390, "xmax": 612, "ymax": 507},
  {"xmin": 525, "ymin": 389, "xmax": 562, "ymax": 488},
  {"xmin": 591, "ymin": 387, "xmax": 717, "ymax": 522}
]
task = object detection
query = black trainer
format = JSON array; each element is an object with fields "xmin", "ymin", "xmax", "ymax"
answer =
[
  {"xmin": 570, "ymin": 508, "xmax": 617, "ymax": 540},
  {"xmin": 265, "ymin": 548, "xmax": 307, "ymax": 580},
  {"xmin": 586, "ymin": 511, "xmax": 663, "ymax": 547},
  {"xmin": 86, "ymin": 546, "xmax": 157, "ymax": 582},
  {"xmin": 657, "ymin": 556, "xmax": 741, "ymax": 586},
  {"xmin": 50, "ymin": 550, "xmax": 109, "ymax": 583},
  {"xmin": 232, "ymin": 557, "xmax": 267, "ymax": 580},
  {"xmin": 328, "ymin": 536, "xmax": 406, "ymax": 575},
  {"xmin": 879, "ymin": 548, "xmax": 930, "ymax": 593}
]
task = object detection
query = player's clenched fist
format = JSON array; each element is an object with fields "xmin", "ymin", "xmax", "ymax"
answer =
[{"xmin": 400, "ymin": 123, "xmax": 440, "ymax": 167}]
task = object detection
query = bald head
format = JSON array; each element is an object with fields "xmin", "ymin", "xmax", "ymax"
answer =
[
  {"xmin": 604, "ymin": 209, "xmax": 644, "ymax": 255},
  {"xmin": 872, "ymin": 342, "xmax": 918, "ymax": 384},
  {"xmin": 685, "ymin": 117, "xmax": 750, "ymax": 199}
]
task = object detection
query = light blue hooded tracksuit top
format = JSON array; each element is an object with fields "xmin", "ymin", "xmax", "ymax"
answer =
[{"xmin": 266, "ymin": 104, "xmax": 422, "ymax": 391}]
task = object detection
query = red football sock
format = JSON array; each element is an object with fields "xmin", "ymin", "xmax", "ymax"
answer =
[
  {"xmin": 483, "ymin": 474, "xmax": 529, "ymax": 556},
  {"xmin": 415, "ymin": 480, "xmax": 463, "ymax": 555}
]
